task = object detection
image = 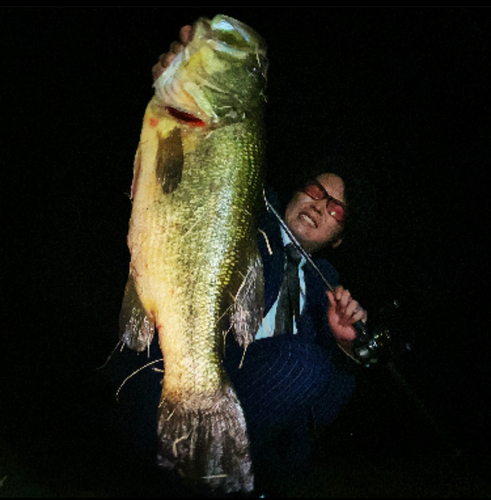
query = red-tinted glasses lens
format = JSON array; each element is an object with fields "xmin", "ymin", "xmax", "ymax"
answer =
[{"xmin": 302, "ymin": 181, "xmax": 346, "ymax": 223}]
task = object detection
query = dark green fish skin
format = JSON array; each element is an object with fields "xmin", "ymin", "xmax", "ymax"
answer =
[{"xmin": 119, "ymin": 15, "xmax": 267, "ymax": 494}]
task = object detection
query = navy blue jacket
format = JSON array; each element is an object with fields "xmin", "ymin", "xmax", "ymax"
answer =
[
  {"xmin": 224, "ymin": 194, "xmax": 357, "ymax": 433},
  {"xmin": 222, "ymin": 194, "xmax": 357, "ymax": 486}
]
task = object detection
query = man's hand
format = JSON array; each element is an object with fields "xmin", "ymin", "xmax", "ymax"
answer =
[
  {"xmin": 152, "ymin": 25, "xmax": 193, "ymax": 82},
  {"xmin": 327, "ymin": 286, "xmax": 367, "ymax": 357}
]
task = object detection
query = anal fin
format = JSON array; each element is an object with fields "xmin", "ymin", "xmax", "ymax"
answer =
[
  {"xmin": 119, "ymin": 273, "xmax": 155, "ymax": 352},
  {"xmin": 230, "ymin": 248, "xmax": 264, "ymax": 350}
]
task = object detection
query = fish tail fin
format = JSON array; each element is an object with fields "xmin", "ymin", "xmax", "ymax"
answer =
[{"xmin": 157, "ymin": 381, "xmax": 254, "ymax": 494}]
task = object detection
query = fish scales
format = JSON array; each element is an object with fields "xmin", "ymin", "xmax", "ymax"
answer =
[{"xmin": 119, "ymin": 15, "xmax": 267, "ymax": 494}]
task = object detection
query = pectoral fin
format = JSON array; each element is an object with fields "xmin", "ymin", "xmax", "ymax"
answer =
[{"xmin": 156, "ymin": 127, "xmax": 184, "ymax": 194}]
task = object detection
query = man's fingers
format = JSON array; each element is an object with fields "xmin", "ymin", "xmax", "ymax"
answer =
[
  {"xmin": 152, "ymin": 61, "xmax": 165, "ymax": 82},
  {"xmin": 169, "ymin": 41, "xmax": 184, "ymax": 55},
  {"xmin": 345, "ymin": 300, "xmax": 367, "ymax": 324},
  {"xmin": 152, "ymin": 25, "xmax": 193, "ymax": 83},
  {"xmin": 179, "ymin": 25, "xmax": 193, "ymax": 44},
  {"xmin": 328, "ymin": 288, "xmax": 367, "ymax": 325},
  {"xmin": 334, "ymin": 287, "xmax": 351, "ymax": 313}
]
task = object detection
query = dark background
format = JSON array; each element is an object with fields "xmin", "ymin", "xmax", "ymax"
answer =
[{"xmin": 1, "ymin": 6, "xmax": 490, "ymax": 497}]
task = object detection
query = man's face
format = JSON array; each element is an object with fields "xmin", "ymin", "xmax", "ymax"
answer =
[{"xmin": 284, "ymin": 173, "xmax": 345, "ymax": 254}]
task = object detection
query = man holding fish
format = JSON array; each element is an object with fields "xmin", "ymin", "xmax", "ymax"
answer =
[
  {"xmin": 112, "ymin": 16, "xmax": 368, "ymax": 496},
  {"xmin": 153, "ymin": 21, "xmax": 367, "ymax": 486}
]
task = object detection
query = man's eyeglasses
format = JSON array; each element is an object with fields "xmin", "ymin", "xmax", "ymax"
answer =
[{"xmin": 302, "ymin": 180, "xmax": 347, "ymax": 224}]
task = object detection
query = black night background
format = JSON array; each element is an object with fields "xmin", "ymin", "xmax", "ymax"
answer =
[{"xmin": 1, "ymin": 7, "xmax": 490, "ymax": 497}]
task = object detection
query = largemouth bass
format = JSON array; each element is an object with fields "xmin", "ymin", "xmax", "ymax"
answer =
[{"xmin": 119, "ymin": 15, "xmax": 267, "ymax": 494}]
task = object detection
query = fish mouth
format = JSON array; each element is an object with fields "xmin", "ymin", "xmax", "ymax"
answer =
[
  {"xmin": 188, "ymin": 15, "xmax": 266, "ymax": 61},
  {"xmin": 154, "ymin": 15, "xmax": 267, "ymax": 125},
  {"xmin": 208, "ymin": 15, "xmax": 267, "ymax": 56},
  {"xmin": 165, "ymin": 106, "xmax": 207, "ymax": 127},
  {"xmin": 298, "ymin": 211, "xmax": 318, "ymax": 229}
]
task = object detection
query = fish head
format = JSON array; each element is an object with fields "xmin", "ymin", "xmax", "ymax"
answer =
[{"xmin": 154, "ymin": 15, "xmax": 268, "ymax": 126}]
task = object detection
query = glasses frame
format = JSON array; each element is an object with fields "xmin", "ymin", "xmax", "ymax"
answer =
[{"xmin": 302, "ymin": 179, "xmax": 348, "ymax": 224}]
